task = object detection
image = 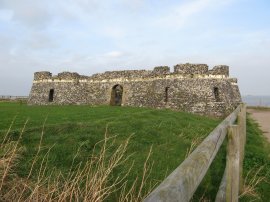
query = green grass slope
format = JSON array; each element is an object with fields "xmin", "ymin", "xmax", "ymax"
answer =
[
  {"xmin": 0, "ymin": 102, "xmax": 269, "ymax": 201},
  {"xmin": 240, "ymin": 116, "xmax": 270, "ymax": 201}
]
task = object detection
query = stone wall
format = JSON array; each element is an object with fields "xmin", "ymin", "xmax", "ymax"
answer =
[
  {"xmin": 90, "ymin": 70, "xmax": 152, "ymax": 80},
  {"xmin": 28, "ymin": 63, "xmax": 242, "ymax": 117},
  {"xmin": 174, "ymin": 63, "xmax": 208, "ymax": 75},
  {"xmin": 209, "ymin": 65, "xmax": 229, "ymax": 77},
  {"xmin": 152, "ymin": 66, "xmax": 170, "ymax": 75},
  {"xmin": 34, "ymin": 71, "xmax": 52, "ymax": 80}
]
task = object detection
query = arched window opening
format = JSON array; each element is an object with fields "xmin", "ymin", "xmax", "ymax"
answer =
[
  {"xmin": 165, "ymin": 87, "xmax": 170, "ymax": 103},
  {"xmin": 49, "ymin": 89, "xmax": 54, "ymax": 102},
  {"xmin": 214, "ymin": 87, "xmax": 220, "ymax": 102},
  {"xmin": 110, "ymin": 85, "xmax": 123, "ymax": 106}
]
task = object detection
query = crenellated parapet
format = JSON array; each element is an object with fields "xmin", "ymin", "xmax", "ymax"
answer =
[
  {"xmin": 173, "ymin": 63, "xmax": 229, "ymax": 77},
  {"xmin": 34, "ymin": 71, "xmax": 52, "ymax": 81},
  {"xmin": 90, "ymin": 70, "xmax": 152, "ymax": 80},
  {"xmin": 152, "ymin": 66, "xmax": 170, "ymax": 75},
  {"xmin": 174, "ymin": 63, "xmax": 208, "ymax": 75},
  {"xmin": 56, "ymin": 72, "xmax": 81, "ymax": 80},
  {"xmin": 33, "ymin": 63, "xmax": 233, "ymax": 82},
  {"xmin": 208, "ymin": 65, "xmax": 229, "ymax": 77},
  {"xmin": 34, "ymin": 71, "xmax": 88, "ymax": 81}
]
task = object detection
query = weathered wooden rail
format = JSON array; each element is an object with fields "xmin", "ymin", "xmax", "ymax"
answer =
[
  {"xmin": 0, "ymin": 95, "xmax": 28, "ymax": 100},
  {"xmin": 144, "ymin": 104, "xmax": 246, "ymax": 202}
]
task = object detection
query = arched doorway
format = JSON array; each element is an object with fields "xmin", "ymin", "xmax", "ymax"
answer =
[{"xmin": 110, "ymin": 85, "xmax": 123, "ymax": 106}]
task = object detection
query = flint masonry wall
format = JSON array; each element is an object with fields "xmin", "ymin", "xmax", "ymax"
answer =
[{"xmin": 28, "ymin": 63, "xmax": 242, "ymax": 117}]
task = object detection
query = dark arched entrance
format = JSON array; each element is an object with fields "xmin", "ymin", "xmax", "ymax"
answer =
[{"xmin": 110, "ymin": 85, "xmax": 123, "ymax": 106}]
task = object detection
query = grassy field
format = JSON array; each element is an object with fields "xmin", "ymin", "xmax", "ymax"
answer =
[{"xmin": 0, "ymin": 102, "xmax": 270, "ymax": 201}]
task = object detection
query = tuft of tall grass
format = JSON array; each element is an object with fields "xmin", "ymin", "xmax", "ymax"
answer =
[
  {"xmin": 0, "ymin": 122, "xmax": 153, "ymax": 201},
  {"xmin": 185, "ymin": 135, "xmax": 203, "ymax": 158},
  {"xmin": 239, "ymin": 165, "xmax": 268, "ymax": 201}
]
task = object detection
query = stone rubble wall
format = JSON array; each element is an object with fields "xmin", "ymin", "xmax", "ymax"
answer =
[
  {"xmin": 34, "ymin": 71, "xmax": 52, "ymax": 80},
  {"xmin": 90, "ymin": 70, "xmax": 152, "ymax": 80},
  {"xmin": 208, "ymin": 65, "xmax": 229, "ymax": 77},
  {"xmin": 28, "ymin": 63, "xmax": 242, "ymax": 118},
  {"xmin": 152, "ymin": 66, "xmax": 170, "ymax": 75},
  {"xmin": 174, "ymin": 64, "xmax": 208, "ymax": 75},
  {"xmin": 56, "ymin": 72, "xmax": 80, "ymax": 80}
]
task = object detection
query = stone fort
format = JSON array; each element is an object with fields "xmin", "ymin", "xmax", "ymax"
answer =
[{"xmin": 28, "ymin": 63, "xmax": 241, "ymax": 117}]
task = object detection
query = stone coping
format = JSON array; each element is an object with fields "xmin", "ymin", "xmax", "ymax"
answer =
[{"xmin": 32, "ymin": 74, "xmax": 238, "ymax": 84}]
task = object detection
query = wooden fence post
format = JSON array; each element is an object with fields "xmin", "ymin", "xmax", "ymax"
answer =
[
  {"xmin": 237, "ymin": 104, "xmax": 246, "ymax": 193},
  {"xmin": 226, "ymin": 125, "xmax": 240, "ymax": 202}
]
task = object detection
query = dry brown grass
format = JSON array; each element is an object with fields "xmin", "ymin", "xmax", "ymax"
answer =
[
  {"xmin": 247, "ymin": 106, "xmax": 270, "ymax": 111},
  {"xmin": 185, "ymin": 135, "xmax": 203, "ymax": 158},
  {"xmin": 239, "ymin": 166, "xmax": 268, "ymax": 201},
  {"xmin": 0, "ymin": 123, "xmax": 154, "ymax": 202}
]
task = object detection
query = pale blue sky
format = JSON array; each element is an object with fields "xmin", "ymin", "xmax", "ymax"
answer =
[{"xmin": 0, "ymin": 0, "xmax": 269, "ymax": 95}]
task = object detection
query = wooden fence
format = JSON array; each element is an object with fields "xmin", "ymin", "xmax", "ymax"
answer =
[
  {"xmin": 0, "ymin": 95, "xmax": 28, "ymax": 100},
  {"xmin": 144, "ymin": 104, "xmax": 246, "ymax": 202}
]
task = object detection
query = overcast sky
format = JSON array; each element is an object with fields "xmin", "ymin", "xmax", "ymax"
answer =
[{"xmin": 0, "ymin": 0, "xmax": 269, "ymax": 96}]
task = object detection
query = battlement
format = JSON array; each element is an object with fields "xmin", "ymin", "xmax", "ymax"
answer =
[
  {"xmin": 152, "ymin": 66, "xmax": 170, "ymax": 75},
  {"xmin": 34, "ymin": 71, "xmax": 52, "ymax": 80},
  {"xmin": 33, "ymin": 63, "xmax": 231, "ymax": 81},
  {"xmin": 34, "ymin": 71, "xmax": 88, "ymax": 81},
  {"xmin": 91, "ymin": 70, "xmax": 152, "ymax": 80},
  {"xmin": 174, "ymin": 63, "xmax": 208, "ymax": 75},
  {"xmin": 56, "ymin": 72, "xmax": 80, "ymax": 80},
  {"xmin": 208, "ymin": 65, "xmax": 229, "ymax": 77}
]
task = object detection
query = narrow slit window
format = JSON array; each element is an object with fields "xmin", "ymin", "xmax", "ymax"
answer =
[
  {"xmin": 214, "ymin": 87, "xmax": 220, "ymax": 102},
  {"xmin": 49, "ymin": 89, "xmax": 54, "ymax": 102},
  {"xmin": 165, "ymin": 87, "xmax": 170, "ymax": 103}
]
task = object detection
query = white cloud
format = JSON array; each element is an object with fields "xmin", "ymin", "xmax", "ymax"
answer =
[
  {"xmin": 1, "ymin": 0, "xmax": 52, "ymax": 29},
  {"xmin": 101, "ymin": 26, "xmax": 126, "ymax": 39},
  {"xmin": 121, "ymin": 0, "xmax": 145, "ymax": 10},
  {"xmin": 0, "ymin": 9, "xmax": 13, "ymax": 21},
  {"xmin": 26, "ymin": 31, "xmax": 57, "ymax": 50},
  {"xmin": 104, "ymin": 51, "xmax": 124, "ymax": 58},
  {"xmin": 156, "ymin": 0, "xmax": 233, "ymax": 29}
]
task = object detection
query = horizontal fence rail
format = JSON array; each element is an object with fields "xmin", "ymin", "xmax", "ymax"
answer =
[
  {"xmin": 0, "ymin": 95, "xmax": 28, "ymax": 100},
  {"xmin": 144, "ymin": 104, "xmax": 246, "ymax": 202}
]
